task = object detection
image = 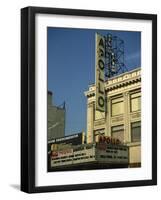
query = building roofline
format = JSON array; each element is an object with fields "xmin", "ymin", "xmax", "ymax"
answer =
[
  {"xmin": 88, "ymin": 67, "xmax": 141, "ymax": 88},
  {"xmin": 84, "ymin": 67, "xmax": 141, "ymax": 97},
  {"xmin": 106, "ymin": 67, "xmax": 141, "ymax": 82}
]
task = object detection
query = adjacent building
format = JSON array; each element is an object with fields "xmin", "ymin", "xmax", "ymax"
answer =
[
  {"xmin": 47, "ymin": 91, "xmax": 65, "ymax": 141},
  {"xmin": 48, "ymin": 132, "xmax": 86, "ymax": 153},
  {"xmin": 84, "ymin": 67, "xmax": 141, "ymax": 167}
]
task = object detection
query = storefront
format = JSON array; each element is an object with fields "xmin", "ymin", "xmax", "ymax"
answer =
[{"xmin": 50, "ymin": 142, "xmax": 129, "ymax": 171}]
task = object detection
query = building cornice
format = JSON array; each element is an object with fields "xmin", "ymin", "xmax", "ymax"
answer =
[
  {"xmin": 105, "ymin": 76, "xmax": 141, "ymax": 92},
  {"xmin": 84, "ymin": 68, "xmax": 141, "ymax": 98}
]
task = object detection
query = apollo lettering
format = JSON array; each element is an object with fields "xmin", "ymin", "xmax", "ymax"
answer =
[
  {"xmin": 95, "ymin": 34, "xmax": 105, "ymax": 112},
  {"xmin": 98, "ymin": 136, "xmax": 121, "ymax": 145},
  {"xmin": 98, "ymin": 96, "xmax": 104, "ymax": 107}
]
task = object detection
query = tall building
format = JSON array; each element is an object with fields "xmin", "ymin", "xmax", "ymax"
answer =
[
  {"xmin": 84, "ymin": 67, "xmax": 141, "ymax": 167},
  {"xmin": 47, "ymin": 91, "xmax": 65, "ymax": 140}
]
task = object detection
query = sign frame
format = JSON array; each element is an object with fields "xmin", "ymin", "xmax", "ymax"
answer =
[{"xmin": 95, "ymin": 33, "xmax": 105, "ymax": 112}]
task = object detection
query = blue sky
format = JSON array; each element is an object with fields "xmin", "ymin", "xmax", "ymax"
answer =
[{"xmin": 47, "ymin": 27, "xmax": 141, "ymax": 135}]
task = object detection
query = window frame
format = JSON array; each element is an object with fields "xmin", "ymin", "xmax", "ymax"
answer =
[
  {"xmin": 130, "ymin": 91, "xmax": 141, "ymax": 113},
  {"xmin": 111, "ymin": 96, "xmax": 124, "ymax": 117},
  {"xmin": 131, "ymin": 121, "xmax": 141, "ymax": 142}
]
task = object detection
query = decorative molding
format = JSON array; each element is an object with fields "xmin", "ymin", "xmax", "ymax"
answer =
[
  {"xmin": 85, "ymin": 68, "xmax": 141, "ymax": 98},
  {"xmin": 111, "ymin": 116, "xmax": 124, "ymax": 123},
  {"xmin": 131, "ymin": 112, "xmax": 141, "ymax": 119},
  {"xmin": 94, "ymin": 119, "xmax": 105, "ymax": 126}
]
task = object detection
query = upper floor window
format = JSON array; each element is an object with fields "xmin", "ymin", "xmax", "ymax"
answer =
[
  {"xmin": 131, "ymin": 121, "xmax": 141, "ymax": 142},
  {"xmin": 111, "ymin": 124, "xmax": 124, "ymax": 142},
  {"xmin": 130, "ymin": 92, "xmax": 141, "ymax": 112},
  {"xmin": 111, "ymin": 96, "xmax": 124, "ymax": 116}
]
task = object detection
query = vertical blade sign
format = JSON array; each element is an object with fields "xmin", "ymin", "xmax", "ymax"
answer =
[{"xmin": 95, "ymin": 33, "xmax": 105, "ymax": 112}]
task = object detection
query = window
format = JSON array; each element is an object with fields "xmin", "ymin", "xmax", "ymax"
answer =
[
  {"xmin": 111, "ymin": 125, "xmax": 124, "ymax": 142},
  {"xmin": 131, "ymin": 121, "xmax": 141, "ymax": 142},
  {"xmin": 130, "ymin": 92, "xmax": 141, "ymax": 112},
  {"xmin": 111, "ymin": 97, "xmax": 124, "ymax": 116}
]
